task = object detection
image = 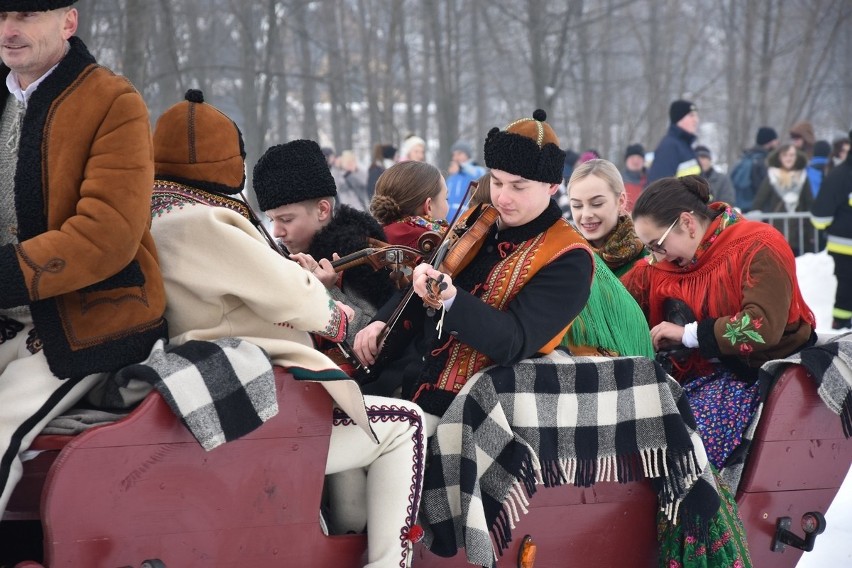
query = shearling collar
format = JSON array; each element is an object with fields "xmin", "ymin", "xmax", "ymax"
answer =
[{"xmin": 308, "ymin": 204, "xmax": 394, "ymax": 308}]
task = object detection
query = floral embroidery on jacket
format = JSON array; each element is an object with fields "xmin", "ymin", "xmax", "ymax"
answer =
[
  {"xmin": 318, "ymin": 296, "xmax": 347, "ymax": 343},
  {"xmin": 400, "ymin": 215, "xmax": 448, "ymax": 233},
  {"xmin": 723, "ymin": 313, "xmax": 765, "ymax": 353}
]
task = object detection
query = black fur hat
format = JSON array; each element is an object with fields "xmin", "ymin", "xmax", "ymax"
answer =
[
  {"xmin": 483, "ymin": 109, "xmax": 566, "ymax": 184},
  {"xmin": 253, "ymin": 140, "xmax": 338, "ymax": 212},
  {"xmin": 0, "ymin": 0, "xmax": 76, "ymax": 10}
]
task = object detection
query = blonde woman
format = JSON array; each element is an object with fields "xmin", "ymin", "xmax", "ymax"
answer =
[{"xmin": 568, "ymin": 159, "xmax": 647, "ymax": 276}]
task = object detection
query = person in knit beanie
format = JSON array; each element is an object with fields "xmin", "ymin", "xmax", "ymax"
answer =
[
  {"xmin": 647, "ymin": 99, "xmax": 701, "ymax": 184},
  {"xmin": 354, "ymin": 109, "xmax": 594, "ymax": 423},
  {"xmin": 399, "ymin": 134, "xmax": 426, "ymax": 162},
  {"xmin": 147, "ymin": 90, "xmax": 427, "ymax": 568}
]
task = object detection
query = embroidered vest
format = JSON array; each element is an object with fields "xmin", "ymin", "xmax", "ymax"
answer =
[{"xmin": 431, "ymin": 218, "xmax": 591, "ymax": 396}]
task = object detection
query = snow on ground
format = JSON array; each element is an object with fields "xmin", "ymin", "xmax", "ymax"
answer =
[{"xmin": 793, "ymin": 251, "xmax": 852, "ymax": 567}]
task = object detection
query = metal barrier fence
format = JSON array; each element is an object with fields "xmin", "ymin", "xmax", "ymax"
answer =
[{"xmin": 744, "ymin": 211, "xmax": 824, "ymax": 255}]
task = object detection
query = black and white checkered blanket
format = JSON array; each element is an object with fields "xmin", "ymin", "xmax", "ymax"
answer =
[
  {"xmin": 759, "ymin": 332, "xmax": 852, "ymax": 436},
  {"xmin": 110, "ymin": 338, "xmax": 278, "ymax": 451},
  {"xmin": 722, "ymin": 332, "xmax": 852, "ymax": 492},
  {"xmin": 420, "ymin": 351, "xmax": 720, "ymax": 567}
]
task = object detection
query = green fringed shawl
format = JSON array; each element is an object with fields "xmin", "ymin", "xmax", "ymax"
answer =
[{"xmin": 562, "ymin": 253, "xmax": 655, "ymax": 358}]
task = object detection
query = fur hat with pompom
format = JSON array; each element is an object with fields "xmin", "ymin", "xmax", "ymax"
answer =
[
  {"xmin": 154, "ymin": 89, "xmax": 246, "ymax": 195},
  {"xmin": 483, "ymin": 109, "xmax": 566, "ymax": 184}
]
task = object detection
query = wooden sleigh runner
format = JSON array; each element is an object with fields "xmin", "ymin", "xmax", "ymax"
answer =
[{"xmin": 1, "ymin": 358, "xmax": 851, "ymax": 568}]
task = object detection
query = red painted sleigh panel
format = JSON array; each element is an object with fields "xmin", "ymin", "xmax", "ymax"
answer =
[{"xmin": 2, "ymin": 364, "xmax": 850, "ymax": 568}]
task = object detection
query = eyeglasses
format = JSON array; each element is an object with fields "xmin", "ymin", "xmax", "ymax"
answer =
[{"xmin": 644, "ymin": 212, "xmax": 690, "ymax": 255}]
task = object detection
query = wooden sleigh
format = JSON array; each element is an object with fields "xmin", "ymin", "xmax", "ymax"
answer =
[{"xmin": 1, "ymin": 362, "xmax": 850, "ymax": 568}]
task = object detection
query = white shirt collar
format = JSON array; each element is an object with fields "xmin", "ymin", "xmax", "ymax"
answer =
[{"xmin": 6, "ymin": 44, "xmax": 68, "ymax": 107}]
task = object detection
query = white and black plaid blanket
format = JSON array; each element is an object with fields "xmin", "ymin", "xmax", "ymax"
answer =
[
  {"xmin": 109, "ymin": 338, "xmax": 278, "ymax": 451},
  {"xmin": 420, "ymin": 351, "xmax": 720, "ymax": 567},
  {"xmin": 722, "ymin": 332, "xmax": 852, "ymax": 491},
  {"xmin": 759, "ymin": 332, "xmax": 852, "ymax": 436}
]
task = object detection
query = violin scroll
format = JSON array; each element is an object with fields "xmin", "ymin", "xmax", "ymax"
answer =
[{"xmin": 418, "ymin": 231, "xmax": 442, "ymax": 255}]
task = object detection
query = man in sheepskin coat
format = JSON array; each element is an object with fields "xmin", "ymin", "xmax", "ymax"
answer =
[{"xmin": 0, "ymin": 0, "xmax": 167, "ymax": 516}]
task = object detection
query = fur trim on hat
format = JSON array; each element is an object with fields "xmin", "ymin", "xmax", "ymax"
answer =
[
  {"xmin": 483, "ymin": 109, "xmax": 565, "ymax": 184},
  {"xmin": 154, "ymin": 89, "xmax": 246, "ymax": 195},
  {"xmin": 253, "ymin": 140, "xmax": 337, "ymax": 212},
  {"xmin": 0, "ymin": 0, "xmax": 76, "ymax": 10}
]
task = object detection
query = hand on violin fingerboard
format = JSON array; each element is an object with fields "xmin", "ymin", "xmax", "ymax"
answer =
[
  {"xmin": 290, "ymin": 252, "xmax": 337, "ymax": 289},
  {"xmin": 412, "ymin": 263, "xmax": 456, "ymax": 310}
]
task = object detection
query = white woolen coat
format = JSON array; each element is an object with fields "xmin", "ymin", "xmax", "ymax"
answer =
[{"xmin": 151, "ymin": 201, "xmax": 372, "ymax": 434}]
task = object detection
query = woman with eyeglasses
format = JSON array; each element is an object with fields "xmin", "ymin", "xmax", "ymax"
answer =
[
  {"xmin": 622, "ymin": 175, "xmax": 816, "ymax": 471},
  {"xmin": 623, "ymin": 175, "xmax": 814, "ymax": 567}
]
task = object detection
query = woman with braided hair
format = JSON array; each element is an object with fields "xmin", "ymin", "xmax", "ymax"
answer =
[{"xmin": 370, "ymin": 161, "xmax": 450, "ymax": 250}]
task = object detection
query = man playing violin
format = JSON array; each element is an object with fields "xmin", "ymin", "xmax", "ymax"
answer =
[
  {"xmin": 148, "ymin": 91, "xmax": 427, "ymax": 568},
  {"xmin": 253, "ymin": 139, "xmax": 395, "ymax": 345},
  {"xmin": 354, "ymin": 110, "xmax": 595, "ymax": 421}
]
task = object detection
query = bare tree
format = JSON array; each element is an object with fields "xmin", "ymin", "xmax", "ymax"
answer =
[{"xmin": 72, "ymin": 0, "xmax": 851, "ymax": 176}]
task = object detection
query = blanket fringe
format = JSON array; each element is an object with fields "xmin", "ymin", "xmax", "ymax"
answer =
[
  {"xmin": 535, "ymin": 448, "xmax": 703, "ymax": 526},
  {"xmin": 540, "ymin": 448, "xmax": 702, "ymax": 496},
  {"xmin": 841, "ymin": 390, "xmax": 852, "ymax": 438}
]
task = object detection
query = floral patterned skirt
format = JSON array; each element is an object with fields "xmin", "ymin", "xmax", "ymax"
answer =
[
  {"xmin": 682, "ymin": 369, "xmax": 761, "ymax": 470},
  {"xmin": 657, "ymin": 470, "xmax": 753, "ymax": 568}
]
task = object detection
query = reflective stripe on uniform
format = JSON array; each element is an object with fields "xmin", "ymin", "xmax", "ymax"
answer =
[
  {"xmin": 826, "ymin": 235, "xmax": 852, "ymax": 256},
  {"xmin": 676, "ymin": 158, "xmax": 702, "ymax": 178},
  {"xmin": 833, "ymin": 307, "xmax": 852, "ymax": 319},
  {"xmin": 811, "ymin": 215, "xmax": 833, "ymax": 230}
]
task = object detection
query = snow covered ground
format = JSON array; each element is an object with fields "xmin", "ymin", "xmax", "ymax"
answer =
[{"xmin": 792, "ymin": 251, "xmax": 852, "ymax": 567}]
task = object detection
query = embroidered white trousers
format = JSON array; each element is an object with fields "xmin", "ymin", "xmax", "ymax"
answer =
[{"xmin": 325, "ymin": 396, "xmax": 426, "ymax": 568}]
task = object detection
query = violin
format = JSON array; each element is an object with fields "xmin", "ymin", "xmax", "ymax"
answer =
[
  {"xmin": 329, "ymin": 233, "xmax": 441, "ymax": 289},
  {"xmin": 422, "ymin": 205, "xmax": 500, "ymax": 314},
  {"xmin": 365, "ymin": 181, "xmax": 498, "ymax": 372}
]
